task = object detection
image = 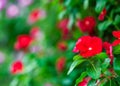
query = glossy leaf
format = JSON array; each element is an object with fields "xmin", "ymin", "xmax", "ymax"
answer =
[
  {"xmin": 98, "ymin": 20, "xmax": 112, "ymax": 31},
  {"xmin": 73, "ymin": 55, "xmax": 83, "ymax": 61},
  {"xmin": 114, "ymin": 15, "xmax": 120, "ymax": 25},
  {"xmin": 101, "ymin": 58, "xmax": 110, "ymax": 69},
  {"xmin": 75, "ymin": 72, "xmax": 87, "ymax": 85},
  {"xmin": 67, "ymin": 59, "xmax": 85, "ymax": 75},
  {"xmin": 87, "ymin": 79, "xmax": 96, "ymax": 86},
  {"xmin": 86, "ymin": 62, "xmax": 101, "ymax": 79},
  {"xmin": 95, "ymin": 0, "xmax": 107, "ymax": 13},
  {"xmin": 83, "ymin": 0, "xmax": 89, "ymax": 10},
  {"xmin": 113, "ymin": 58, "xmax": 120, "ymax": 76}
]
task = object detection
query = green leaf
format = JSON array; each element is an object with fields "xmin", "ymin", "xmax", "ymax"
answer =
[
  {"xmin": 68, "ymin": 14, "xmax": 75, "ymax": 29},
  {"xmin": 67, "ymin": 59, "xmax": 85, "ymax": 75},
  {"xmin": 83, "ymin": 0, "xmax": 89, "ymax": 10},
  {"xmin": 104, "ymin": 79, "xmax": 118, "ymax": 86},
  {"xmin": 98, "ymin": 20, "xmax": 112, "ymax": 31},
  {"xmin": 87, "ymin": 79, "xmax": 96, "ymax": 86},
  {"xmin": 58, "ymin": 10, "xmax": 67, "ymax": 20},
  {"xmin": 75, "ymin": 72, "xmax": 87, "ymax": 85},
  {"xmin": 95, "ymin": 52, "xmax": 108, "ymax": 59},
  {"xmin": 101, "ymin": 58, "xmax": 110, "ymax": 69},
  {"xmin": 95, "ymin": 0, "xmax": 107, "ymax": 13},
  {"xmin": 86, "ymin": 62, "xmax": 101, "ymax": 79},
  {"xmin": 113, "ymin": 45, "xmax": 120, "ymax": 54},
  {"xmin": 113, "ymin": 58, "xmax": 120, "ymax": 76},
  {"xmin": 114, "ymin": 15, "xmax": 120, "ymax": 25},
  {"xmin": 73, "ymin": 55, "xmax": 83, "ymax": 60}
]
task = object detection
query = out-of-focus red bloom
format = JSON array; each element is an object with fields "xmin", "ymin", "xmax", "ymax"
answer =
[
  {"xmin": 112, "ymin": 31, "xmax": 120, "ymax": 46},
  {"xmin": 58, "ymin": 19, "xmax": 69, "ymax": 39},
  {"xmin": 57, "ymin": 41, "xmax": 67, "ymax": 51},
  {"xmin": 73, "ymin": 36, "xmax": 102, "ymax": 58},
  {"xmin": 30, "ymin": 27, "xmax": 40, "ymax": 38},
  {"xmin": 103, "ymin": 42, "xmax": 113, "ymax": 64},
  {"xmin": 11, "ymin": 61, "xmax": 23, "ymax": 74},
  {"xmin": 14, "ymin": 35, "xmax": 32, "ymax": 50},
  {"xmin": 56, "ymin": 57, "xmax": 66, "ymax": 72},
  {"xmin": 98, "ymin": 8, "xmax": 107, "ymax": 21},
  {"xmin": 28, "ymin": 9, "xmax": 46, "ymax": 24},
  {"xmin": 76, "ymin": 16, "xmax": 96, "ymax": 34},
  {"xmin": 78, "ymin": 77, "xmax": 91, "ymax": 86}
]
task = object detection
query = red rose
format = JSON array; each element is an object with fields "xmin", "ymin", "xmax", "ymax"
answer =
[
  {"xmin": 78, "ymin": 77, "xmax": 91, "ymax": 86},
  {"xmin": 57, "ymin": 41, "xmax": 67, "ymax": 51},
  {"xmin": 112, "ymin": 31, "xmax": 120, "ymax": 46},
  {"xmin": 76, "ymin": 16, "xmax": 96, "ymax": 34},
  {"xmin": 11, "ymin": 61, "xmax": 23, "ymax": 74},
  {"xmin": 103, "ymin": 42, "xmax": 113, "ymax": 64},
  {"xmin": 73, "ymin": 36, "xmax": 102, "ymax": 58},
  {"xmin": 56, "ymin": 57, "xmax": 66, "ymax": 72},
  {"xmin": 58, "ymin": 19, "xmax": 69, "ymax": 39},
  {"xmin": 14, "ymin": 35, "xmax": 32, "ymax": 50},
  {"xmin": 98, "ymin": 8, "xmax": 107, "ymax": 21}
]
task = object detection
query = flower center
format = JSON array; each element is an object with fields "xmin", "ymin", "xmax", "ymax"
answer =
[
  {"xmin": 85, "ymin": 21, "xmax": 90, "ymax": 25},
  {"xmin": 88, "ymin": 47, "xmax": 92, "ymax": 50}
]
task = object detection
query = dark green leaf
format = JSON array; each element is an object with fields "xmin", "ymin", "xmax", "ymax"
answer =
[
  {"xmin": 75, "ymin": 72, "xmax": 87, "ymax": 85},
  {"xmin": 114, "ymin": 15, "xmax": 120, "ymax": 25},
  {"xmin": 101, "ymin": 58, "xmax": 110, "ymax": 69},
  {"xmin": 67, "ymin": 59, "xmax": 85, "ymax": 75},
  {"xmin": 87, "ymin": 79, "xmax": 96, "ymax": 86},
  {"xmin": 98, "ymin": 20, "xmax": 112, "ymax": 31},
  {"xmin": 113, "ymin": 45, "xmax": 120, "ymax": 54},
  {"xmin": 86, "ymin": 62, "xmax": 101, "ymax": 79},
  {"xmin": 113, "ymin": 58, "xmax": 120, "ymax": 76},
  {"xmin": 95, "ymin": 0, "xmax": 107, "ymax": 13}
]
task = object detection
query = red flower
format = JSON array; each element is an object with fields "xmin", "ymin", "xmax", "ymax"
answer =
[
  {"xmin": 76, "ymin": 16, "xmax": 96, "ymax": 34},
  {"xmin": 11, "ymin": 61, "xmax": 23, "ymax": 74},
  {"xmin": 58, "ymin": 19, "xmax": 69, "ymax": 39},
  {"xmin": 78, "ymin": 77, "xmax": 91, "ymax": 86},
  {"xmin": 30, "ymin": 27, "xmax": 40, "ymax": 38},
  {"xmin": 103, "ymin": 42, "xmax": 113, "ymax": 64},
  {"xmin": 14, "ymin": 35, "xmax": 32, "ymax": 50},
  {"xmin": 57, "ymin": 41, "xmax": 67, "ymax": 51},
  {"xmin": 56, "ymin": 57, "xmax": 66, "ymax": 72},
  {"xmin": 98, "ymin": 8, "xmax": 107, "ymax": 21},
  {"xmin": 112, "ymin": 31, "xmax": 120, "ymax": 46},
  {"xmin": 28, "ymin": 9, "xmax": 46, "ymax": 24},
  {"xmin": 73, "ymin": 36, "xmax": 102, "ymax": 58}
]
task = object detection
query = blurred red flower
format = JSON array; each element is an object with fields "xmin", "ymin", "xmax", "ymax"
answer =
[
  {"xmin": 112, "ymin": 31, "xmax": 120, "ymax": 46},
  {"xmin": 30, "ymin": 27, "xmax": 40, "ymax": 38},
  {"xmin": 103, "ymin": 42, "xmax": 113, "ymax": 64},
  {"xmin": 11, "ymin": 61, "xmax": 23, "ymax": 74},
  {"xmin": 57, "ymin": 41, "xmax": 67, "ymax": 51},
  {"xmin": 98, "ymin": 8, "xmax": 107, "ymax": 21},
  {"xmin": 14, "ymin": 35, "xmax": 32, "ymax": 50},
  {"xmin": 76, "ymin": 16, "xmax": 96, "ymax": 34},
  {"xmin": 78, "ymin": 77, "xmax": 91, "ymax": 86},
  {"xmin": 56, "ymin": 57, "xmax": 66, "ymax": 72},
  {"xmin": 58, "ymin": 19, "xmax": 69, "ymax": 39},
  {"xmin": 73, "ymin": 36, "xmax": 102, "ymax": 58},
  {"xmin": 28, "ymin": 9, "xmax": 46, "ymax": 24}
]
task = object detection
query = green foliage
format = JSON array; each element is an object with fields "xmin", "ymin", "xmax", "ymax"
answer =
[{"xmin": 113, "ymin": 57, "xmax": 120, "ymax": 76}]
